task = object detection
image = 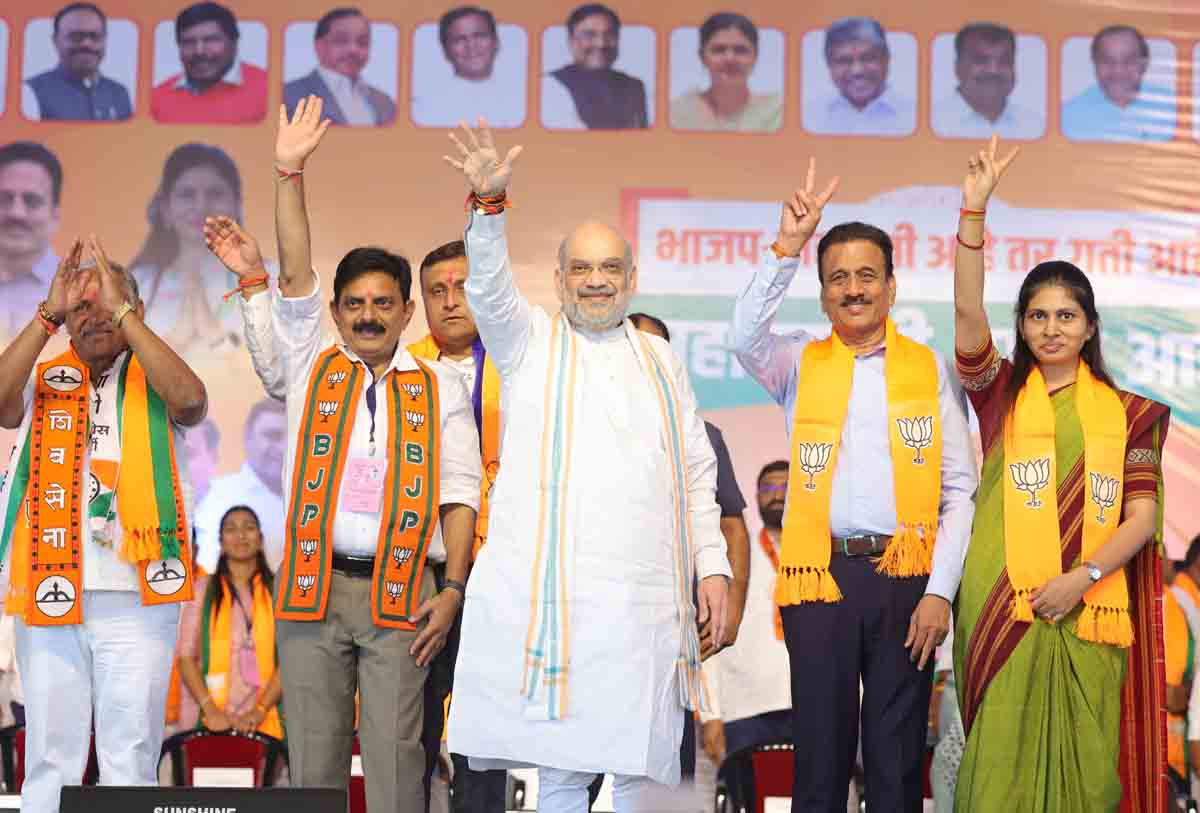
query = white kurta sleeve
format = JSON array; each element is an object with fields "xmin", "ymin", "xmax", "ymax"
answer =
[
  {"xmin": 699, "ymin": 653, "xmax": 723, "ymax": 723},
  {"xmin": 730, "ymin": 249, "xmax": 804, "ymax": 406},
  {"xmin": 463, "ymin": 211, "xmax": 533, "ymax": 378},
  {"xmin": 271, "ymin": 268, "xmax": 325, "ymax": 386},
  {"xmin": 238, "ymin": 288, "xmax": 287, "ymax": 401}
]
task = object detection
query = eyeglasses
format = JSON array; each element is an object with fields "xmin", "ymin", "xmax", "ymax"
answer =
[{"xmin": 757, "ymin": 483, "xmax": 787, "ymax": 495}]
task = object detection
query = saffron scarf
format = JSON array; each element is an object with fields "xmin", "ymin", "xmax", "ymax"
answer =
[
  {"xmin": 275, "ymin": 346, "xmax": 440, "ymax": 629},
  {"xmin": 0, "ymin": 346, "xmax": 193, "ymax": 625},
  {"xmin": 521, "ymin": 316, "xmax": 706, "ymax": 721},
  {"xmin": 199, "ymin": 573, "xmax": 282, "ymax": 739},
  {"xmin": 407, "ymin": 334, "xmax": 501, "ymax": 559},
  {"xmin": 778, "ymin": 320, "xmax": 942, "ymax": 604},
  {"xmin": 1003, "ymin": 361, "xmax": 1131, "ymax": 646},
  {"xmin": 757, "ymin": 528, "xmax": 784, "ymax": 641}
]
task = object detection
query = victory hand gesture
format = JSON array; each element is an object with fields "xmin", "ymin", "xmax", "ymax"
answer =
[
  {"xmin": 962, "ymin": 135, "xmax": 1020, "ymax": 211},
  {"xmin": 204, "ymin": 216, "xmax": 265, "ymax": 278},
  {"xmin": 444, "ymin": 118, "xmax": 523, "ymax": 197},
  {"xmin": 276, "ymin": 95, "xmax": 331, "ymax": 171},
  {"xmin": 775, "ymin": 158, "xmax": 840, "ymax": 257},
  {"xmin": 44, "ymin": 238, "xmax": 86, "ymax": 321}
]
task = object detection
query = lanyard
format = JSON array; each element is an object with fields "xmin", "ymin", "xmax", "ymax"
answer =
[{"xmin": 364, "ymin": 370, "xmax": 378, "ymax": 457}]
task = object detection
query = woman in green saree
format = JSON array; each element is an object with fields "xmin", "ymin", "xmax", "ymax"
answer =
[{"xmin": 951, "ymin": 137, "xmax": 1170, "ymax": 813}]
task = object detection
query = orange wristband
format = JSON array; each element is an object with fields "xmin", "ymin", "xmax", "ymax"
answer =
[{"xmin": 223, "ymin": 272, "xmax": 269, "ymax": 301}]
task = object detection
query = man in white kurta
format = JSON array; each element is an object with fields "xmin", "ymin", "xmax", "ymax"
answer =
[{"xmin": 442, "ymin": 125, "xmax": 730, "ymax": 812}]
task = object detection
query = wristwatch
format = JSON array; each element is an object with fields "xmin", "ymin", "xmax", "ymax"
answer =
[
  {"xmin": 1082, "ymin": 561, "xmax": 1103, "ymax": 583},
  {"xmin": 111, "ymin": 300, "xmax": 135, "ymax": 327}
]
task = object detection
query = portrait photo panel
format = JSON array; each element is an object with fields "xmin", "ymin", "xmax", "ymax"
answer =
[
  {"xmin": 283, "ymin": 18, "xmax": 399, "ymax": 127},
  {"xmin": 800, "ymin": 24, "xmax": 918, "ymax": 137},
  {"xmin": 1060, "ymin": 33, "xmax": 1176, "ymax": 142},
  {"xmin": 668, "ymin": 22, "xmax": 785, "ymax": 133},
  {"xmin": 21, "ymin": 15, "xmax": 139, "ymax": 121},
  {"xmin": 411, "ymin": 17, "xmax": 529, "ymax": 129},
  {"xmin": 540, "ymin": 22, "xmax": 657, "ymax": 130},
  {"xmin": 929, "ymin": 29, "xmax": 1047, "ymax": 140}
]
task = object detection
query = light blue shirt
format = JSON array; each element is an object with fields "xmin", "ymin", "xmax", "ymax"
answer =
[
  {"xmin": 730, "ymin": 250, "xmax": 977, "ymax": 601},
  {"xmin": 1061, "ymin": 83, "xmax": 1176, "ymax": 143}
]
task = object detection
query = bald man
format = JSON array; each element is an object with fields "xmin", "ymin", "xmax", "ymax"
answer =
[{"xmin": 442, "ymin": 123, "xmax": 730, "ymax": 813}]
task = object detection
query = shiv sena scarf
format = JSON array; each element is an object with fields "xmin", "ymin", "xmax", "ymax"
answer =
[
  {"xmin": 408, "ymin": 334, "xmax": 500, "ymax": 559},
  {"xmin": 0, "ymin": 346, "xmax": 193, "ymax": 625},
  {"xmin": 276, "ymin": 346, "xmax": 440, "ymax": 629},
  {"xmin": 521, "ymin": 316, "xmax": 707, "ymax": 721},
  {"xmin": 779, "ymin": 319, "xmax": 941, "ymax": 604},
  {"xmin": 200, "ymin": 572, "xmax": 283, "ymax": 739},
  {"xmin": 1003, "ymin": 361, "xmax": 1131, "ymax": 646}
]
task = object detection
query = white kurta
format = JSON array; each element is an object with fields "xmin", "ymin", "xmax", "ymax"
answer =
[
  {"xmin": 448, "ymin": 211, "xmax": 730, "ymax": 784},
  {"xmin": 716, "ymin": 527, "xmax": 791, "ymax": 724}
]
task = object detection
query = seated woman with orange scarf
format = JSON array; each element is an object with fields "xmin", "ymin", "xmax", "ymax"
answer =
[
  {"xmin": 177, "ymin": 505, "xmax": 283, "ymax": 738},
  {"xmin": 951, "ymin": 137, "xmax": 1170, "ymax": 812}
]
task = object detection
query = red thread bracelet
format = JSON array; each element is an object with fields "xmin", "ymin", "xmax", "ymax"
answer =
[
  {"xmin": 959, "ymin": 207, "xmax": 986, "ymax": 217},
  {"xmin": 223, "ymin": 273, "xmax": 269, "ymax": 301},
  {"xmin": 956, "ymin": 234, "xmax": 985, "ymax": 251},
  {"xmin": 465, "ymin": 191, "xmax": 511, "ymax": 215},
  {"xmin": 275, "ymin": 165, "xmax": 303, "ymax": 184}
]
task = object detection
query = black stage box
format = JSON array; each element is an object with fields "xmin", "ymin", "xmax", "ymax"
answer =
[{"xmin": 60, "ymin": 785, "xmax": 345, "ymax": 813}]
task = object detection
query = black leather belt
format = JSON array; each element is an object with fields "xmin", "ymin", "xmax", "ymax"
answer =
[
  {"xmin": 332, "ymin": 554, "xmax": 375, "ymax": 578},
  {"xmin": 831, "ymin": 534, "xmax": 893, "ymax": 557}
]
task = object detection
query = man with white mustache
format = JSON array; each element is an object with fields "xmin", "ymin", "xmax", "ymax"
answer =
[{"xmin": 442, "ymin": 120, "xmax": 730, "ymax": 813}]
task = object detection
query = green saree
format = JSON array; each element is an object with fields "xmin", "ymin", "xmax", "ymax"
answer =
[{"xmin": 954, "ymin": 339, "xmax": 1169, "ymax": 813}]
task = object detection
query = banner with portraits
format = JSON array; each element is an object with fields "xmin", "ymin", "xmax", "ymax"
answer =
[{"xmin": 1, "ymin": 0, "xmax": 1198, "ymax": 553}]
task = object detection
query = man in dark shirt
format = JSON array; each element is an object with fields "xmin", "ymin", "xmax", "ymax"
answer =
[
  {"xmin": 543, "ymin": 3, "xmax": 648, "ymax": 129},
  {"xmin": 24, "ymin": 3, "xmax": 133, "ymax": 121}
]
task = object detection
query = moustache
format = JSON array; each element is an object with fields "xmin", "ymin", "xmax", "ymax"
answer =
[
  {"xmin": 839, "ymin": 296, "xmax": 870, "ymax": 307},
  {"xmin": 70, "ymin": 49, "xmax": 101, "ymax": 58},
  {"xmin": 0, "ymin": 218, "xmax": 31, "ymax": 232},
  {"xmin": 353, "ymin": 321, "xmax": 386, "ymax": 335}
]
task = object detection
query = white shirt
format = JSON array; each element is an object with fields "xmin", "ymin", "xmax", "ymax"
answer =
[
  {"xmin": 1, "ymin": 249, "xmax": 59, "ymax": 341},
  {"xmin": 447, "ymin": 212, "xmax": 728, "ymax": 785},
  {"xmin": 714, "ymin": 526, "xmax": 791, "ymax": 723},
  {"xmin": 804, "ymin": 82, "xmax": 916, "ymax": 136},
  {"xmin": 315, "ymin": 65, "xmax": 379, "ymax": 126},
  {"xmin": 193, "ymin": 462, "xmax": 287, "ymax": 574},
  {"xmin": 0, "ymin": 353, "xmax": 194, "ymax": 592},
  {"xmin": 539, "ymin": 72, "xmax": 587, "ymax": 129},
  {"xmin": 412, "ymin": 73, "xmax": 527, "ymax": 128},
  {"xmin": 931, "ymin": 88, "xmax": 1045, "ymax": 140},
  {"xmin": 256, "ymin": 271, "xmax": 480, "ymax": 562}
]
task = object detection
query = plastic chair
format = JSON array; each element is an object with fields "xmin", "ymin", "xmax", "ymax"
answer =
[
  {"xmin": 721, "ymin": 742, "xmax": 793, "ymax": 813},
  {"xmin": 349, "ymin": 734, "xmax": 365, "ymax": 813},
  {"xmin": 159, "ymin": 729, "xmax": 287, "ymax": 788}
]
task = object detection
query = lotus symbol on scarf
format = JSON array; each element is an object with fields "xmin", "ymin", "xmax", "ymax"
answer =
[
  {"xmin": 299, "ymin": 539, "xmax": 317, "ymax": 562},
  {"xmin": 386, "ymin": 581, "xmax": 405, "ymax": 603},
  {"xmin": 326, "ymin": 371, "xmax": 346, "ymax": 389},
  {"xmin": 297, "ymin": 573, "xmax": 315, "ymax": 597},
  {"xmin": 405, "ymin": 410, "xmax": 425, "ymax": 430},
  {"xmin": 1089, "ymin": 472, "xmax": 1119, "ymax": 524},
  {"xmin": 393, "ymin": 546, "xmax": 413, "ymax": 567},
  {"xmin": 798, "ymin": 442, "xmax": 834, "ymax": 490},
  {"xmin": 1010, "ymin": 458, "xmax": 1051, "ymax": 508},
  {"xmin": 318, "ymin": 400, "xmax": 338, "ymax": 422},
  {"xmin": 401, "ymin": 382, "xmax": 424, "ymax": 401},
  {"xmin": 896, "ymin": 416, "xmax": 934, "ymax": 464}
]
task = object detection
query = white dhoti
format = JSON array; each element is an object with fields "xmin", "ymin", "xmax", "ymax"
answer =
[{"xmin": 15, "ymin": 591, "xmax": 178, "ymax": 813}]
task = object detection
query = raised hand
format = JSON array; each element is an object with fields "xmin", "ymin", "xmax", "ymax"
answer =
[
  {"xmin": 775, "ymin": 158, "xmax": 840, "ymax": 257},
  {"xmin": 443, "ymin": 118, "xmax": 523, "ymax": 197},
  {"xmin": 86, "ymin": 235, "xmax": 135, "ymax": 316},
  {"xmin": 276, "ymin": 95, "xmax": 331, "ymax": 172},
  {"xmin": 44, "ymin": 238, "xmax": 85, "ymax": 320},
  {"xmin": 204, "ymin": 215, "xmax": 265, "ymax": 278},
  {"xmin": 962, "ymin": 134, "xmax": 1020, "ymax": 211}
]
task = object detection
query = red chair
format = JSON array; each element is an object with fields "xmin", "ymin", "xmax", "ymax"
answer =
[
  {"xmin": 749, "ymin": 744, "xmax": 793, "ymax": 813},
  {"xmin": 349, "ymin": 735, "xmax": 365, "ymax": 813},
  {"xmin": 159, "ymin": 729, "xmax": 287, "ymax": 788}
]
